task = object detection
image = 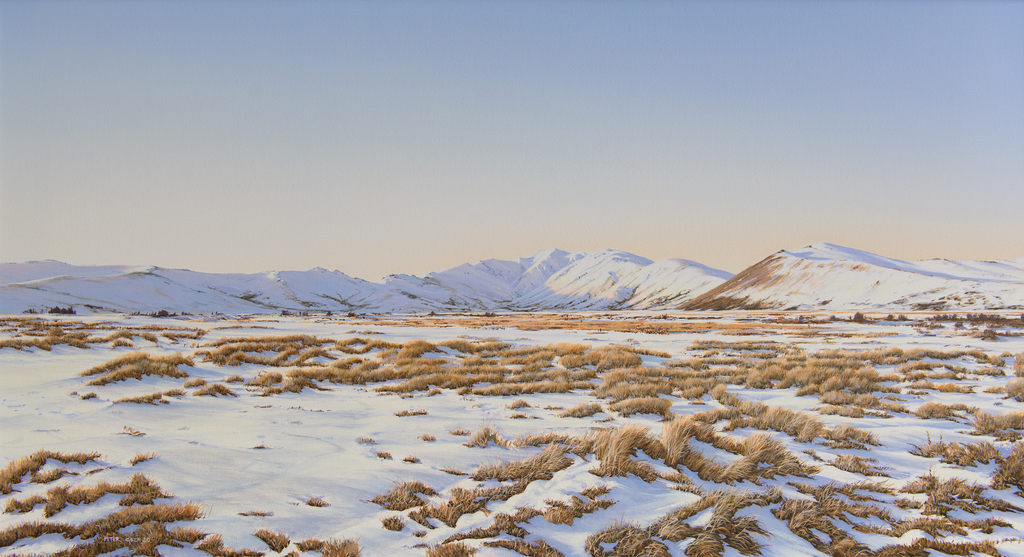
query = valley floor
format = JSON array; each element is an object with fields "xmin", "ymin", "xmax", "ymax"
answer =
[{"xmin": 2, "ymin": 311, "xmax": 1023, "ymax": 557}]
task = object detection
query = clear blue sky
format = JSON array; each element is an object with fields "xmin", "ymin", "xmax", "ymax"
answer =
[{"xmin": 2, "ymin": 0, "xmax": 1022, "ymax": 280}]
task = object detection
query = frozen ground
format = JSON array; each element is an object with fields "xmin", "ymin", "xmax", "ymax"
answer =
[{"xmin": 1, "ymin": 311, "xmax": 1023, "ymax": 556}]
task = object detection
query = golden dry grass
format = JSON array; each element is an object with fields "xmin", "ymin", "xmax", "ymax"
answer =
[
  {"xmin": 910, "ymin": 436, "xmax": 1000, "ymax": 467},
  {"xmin": 558, "ymin": 402, "xmax": 603, "ymax": 418},
  {"xmin": 80, "ymin": 352, "xmax": 192, "ymax": 386},
  {"xmin": 463, "ymin": 425, "xmax": 511, "ymax": 449},
  {"xmin": 114, "ymin": 389, "xmax": 186, "ymax": 405},
  {"xmin": 993, "ymin": 442, "xmax": 1024, "ymax": 493},
  {"xmin": 0, "ymin": 449, "xmax": 102, "ymax": 495},
  {"xmin": 193, "ymin": 384, "xmax": 237, "ymax": 397},
  {"xmin": 254, "ymin": 529, "xmax": 290, "ymax": 553},
  {"xmin": 425, "ymin": 542, "xmax": 477, "ymax": 557}
]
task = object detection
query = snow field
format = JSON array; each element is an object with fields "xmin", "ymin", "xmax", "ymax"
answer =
[{"xmin": 1, "ymin": 312, "xmax": 1023, "ymax": 556}]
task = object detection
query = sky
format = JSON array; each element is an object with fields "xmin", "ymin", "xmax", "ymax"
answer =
[{"xmin": 1, "ymin": 0, "xmax": 1022, "ymax": 281}]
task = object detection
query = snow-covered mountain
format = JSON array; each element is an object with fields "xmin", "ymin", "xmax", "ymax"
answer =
[
  {"xmin": 0, "ymin": 250, "xmax": 732, "ymax": 314},
  {"xmin": 682, "ymin": 243, "xmax": 1024, "ymax": 311}
]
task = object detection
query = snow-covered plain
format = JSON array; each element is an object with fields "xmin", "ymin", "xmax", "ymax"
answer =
[{"xmin": 2, "ymin": 311, "xmax": 1024, "ymax": 556}]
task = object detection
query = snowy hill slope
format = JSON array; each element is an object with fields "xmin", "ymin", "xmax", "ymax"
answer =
[
  {"xmin": 0, "ymin": 250, "xmax": 732, "ymax": 314},
  {"xmin": 682, "ymin": 243, "xmax": 1024, "ymax": 311}
]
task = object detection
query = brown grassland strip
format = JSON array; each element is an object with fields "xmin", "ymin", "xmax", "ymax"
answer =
[{"xmin": 79, "ymin": 352, "xmax": 193, "ymax": 386}]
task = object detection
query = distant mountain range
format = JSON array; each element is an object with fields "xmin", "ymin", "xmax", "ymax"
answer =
[{"xmin": 1, "ymin": 243, "xmax": 1022, "ymax": 314}]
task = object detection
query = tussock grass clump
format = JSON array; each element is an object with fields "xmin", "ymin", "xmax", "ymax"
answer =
[
  {"xmin": 900, "ymin": 472, "xmax": 1019, "ymax": 516},
  {"xmin": 910, "ymin": 436, "xmax": 1001, "ymax": 467},
  {"xmin": 609, "ymin": 396, "xmax": 672, "ymax": 417},
  {"xmin": 294, "ymin": 537, "xmax": 362, "ymax": 557},
  {"xmin": 915, "ymin": 401, "xmax": 976, "ymax": 421},
  {"xmin": 238, "ymin": 510, "xmax": 273, "ymax": 517},
  {"xmin": 419, "ymin": 434, "xmax": 436, "ymax": 442},
  {"xmin": 80, "ymin": 352, "xmax": 192, "ymax": 386},
  {"xmin": 0, "ymin": 501, "xmax": 204, "ymax": 548},
  {"xmin": 483, "ymin": 540, "xmax": 563, "ymax": 556},
  {"xmin": 247, "ymin": 372, "xmax": 284, "ymax": 387},
  {"xmin": 403, "ymin": 455, "xmax": 420, "ymax": 463},
  {"xmin": 199, "ymin": 334, "xmax": 325, "ymax": 366},
  {"xmin": 183, "ymin": 377, "xmax": 207, "ymax": 388},
  {"xmin": 224, "ymin": 374, "xmax": 245, "ymax": 383},
  {"xmin": 425, "ymin": 542, "xmax": 477, "ymax": 557},
  {"xmin": 306, "ymin": 496, "xmax": 329, "ymax": 507},
  {"xmin": 115, "ymin": 389, "xmax": 186, "ymax": 405},
  {"xmin": 724, "ymin": 406, "xmax": 828, "ymax": 443},
  {"xmin": 472, "ymin": 445, "xmax": 573, "ymax": 482},
  {"xmin": 973, "ymin": 410, "xmax": 1024, "ymax": 440},
  {"xmin": 254, "ymin": 529, "xmax": 290, "ymax": 553},
  {"xmin": 1006, "ymin": 378, "xmax": 1024, "ymax": 401},
  {"xmin": 559, "ymin": 402, "xmax": 602, "ymax": 418},
  {"xmin": 381, "ymin": 515, "xmax": 405, "ymax": 531},
  {"xmin": 992, "ymin": 442, "xmax": 1024, "ymax": 494},
  {"xmin": 586, "ymin": 489, "xmax": 779, "ymax": 557},
  {"xmin": 80, "ymin": 392, "xmax": 98, "ymax": 400},
  {"xmin": 1, "ymin": 449, "xmax": 102, "ymax": 495},
  {"xmin": 506, "ymin": 399, "xmax": 531, "ymax": 409},
  {"xmin": 463, "ymin": 425, "xmax": 511, "ymax": 448},
  {"xmin": 449, "ymin": 428, "xmax": 470, "ymax": 436},
  {"xmin": 334, "ymin": 337, "xmax": 402, "ymax": 354},
  {"xmin": 662, "ymin": 417, "xmax": 817, "ymax": 485},
  {"xmin": 560, "ymin": 346, "xmax": 642, "ymax": 371},
  {"xmin": 409, "ymin": 480, "xmax": 534, "ymax": 530},
  {"xmin": 394, "ymin": 408, "xmax": 428, "ymax": 417},
  {"xmin": 130, "ymin": 452, "xmax": 157, "ymax": 466},
  {"xmin": 194, "ymin": 383, "xmax": 237, "ymax": 397},
  {"xmin": 829, "ymin": 454, "xmax": 890, "ymax": 477},
  {"xmin": 544, "ymin": 492, "xmax": 615, "ymax": 525},
  {"xmin": 587, "ymin": 425, "xmax": 663, "ymax": 482},
  {"xmin": 375, "ymin": 451, "xmax": 392, "ymax": 460},
  {"xmin": 444, "ymin": 507, "xmax": 542, "ymax": 543}
]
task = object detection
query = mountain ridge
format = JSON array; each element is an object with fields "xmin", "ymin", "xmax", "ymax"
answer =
[{"xmin": 3, "ymin": 243, "xmax": 1022, "ymax": 314}]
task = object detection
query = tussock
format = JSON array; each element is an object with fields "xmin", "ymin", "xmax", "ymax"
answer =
[
  {"xmin": 444, "ymin": 507, "xmax": 542, "ymax": 543},
  {"xmin": 80, "ymin": 352, "xmax": 192, "ymax": 386},
  {"xmin": 472, "ymin": 445, "xmax": 573, "ymax": 482},
  {"xmin": 463, "ymin": 425, "xmax": 511, "ymax": 448},
  {"xmin": 1, "ymin": 449, "xmax": 102, "ymax": 495},
  {"xmin": 558, "ymin": 402, "xmax": 602, "ymax": 418},
  {"xmin": 973, "ymin": 410, "xmax": 1024, "ymax": 439},
  {"xmin": 586, "ymin": 489, "xmax": 780, "ymax": 557},
  {"xmin": 130, "ymin": 452, "xmax": 157, "ymax": 466},
  {"xmin": 993, "ymin": 442, "xmax": 1024, "ymax": 493},
  {"xmin": 483, "ymin": 540, "xmax": 563, "ymax": 557},
  {"xmin": 306, "ymin": 496, "xmax": 329, "ymax": 507},
  {"xmin": 115, "ymin": 388, "xmax": 185, "ymax": 404},
  {"xmin": 608, "ymin": 396, "xmax": 672, "ymax": 417},
  {"xmin": 425, "ymin": 542, "xmax": 477, "ymax": 557},
  {"xmin": 901, "ymin": 472, "xmax": 1018, "ymax": 515},
  {"xmin": 254, "ymin": 529, "xmax": 290, "ymax": 553},
  {"xmin": 588, "ymin": 424, "xmax": 663, "ymax": 482},
  {"xmin": 294, "ymin": 537, "xmax": 362, "ymax": 557},
  {"xmin": 194, "ymin": 383, "xmax": 237, "ymax": 397},
  {"xmin": 910, "ymin": 436, "xmax": 1000, "ymax": 467}
]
